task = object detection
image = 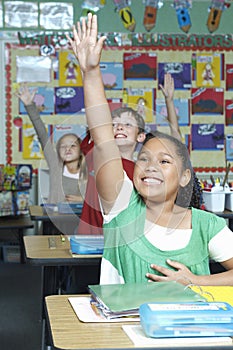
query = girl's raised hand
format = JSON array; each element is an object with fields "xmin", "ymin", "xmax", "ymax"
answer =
[
  {"xmin": 15, "ymin": 84, "xmax": 37, "ymax": 106},
  {"xmin": 160, "ymin": 73, "xmax": 175, "ymax": 101},
  {"xmin": 66, "ymin": 13, "xmax": 106, "ymax": 73}
]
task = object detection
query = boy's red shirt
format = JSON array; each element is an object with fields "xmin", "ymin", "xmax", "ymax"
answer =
[{"xmin": 78, "ymin": 133, "xmax": 134, "ymax": 235}]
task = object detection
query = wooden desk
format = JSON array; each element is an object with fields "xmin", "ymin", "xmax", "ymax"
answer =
[
  {"xmin": 0, "ymin": 215, "xmax": 34, "ymax": 263},
  {"xmin": 45, "ymin": 295, "xmax": 136, "ymax": 350},
  {"xmin": 45, "ymin": 295, "xmax": 233, "ymax": 350},
  {"xmin": 24, "ymin": 234, "xmax": 101, "ymax": 298},
  {"xmin": 24, "ymin": 234, "xmax": 101, "ymax": 266},
  {"xmin": 24, "ymin": 235, "xmax": 102, "ymax": 350},
  {"xmin": 24, "ymin": 234, "xmax": 101, "ymax": 310},
  {"xmin": 29, "ymin": 205, "xmax": 82, "ymax": 235}
]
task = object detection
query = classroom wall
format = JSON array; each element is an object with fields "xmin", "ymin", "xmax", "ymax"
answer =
[{"xmin": 1, "ymin": 0, "xmax": 233, "ymax": 179}]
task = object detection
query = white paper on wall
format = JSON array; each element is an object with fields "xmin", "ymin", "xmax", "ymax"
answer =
[
  {"xmin": 16, "ymin": 56, "xmax": 52, "ymax": 83},
  {"xmin": 39, "ymin": 2, "xmax": 73, "ymax": 30},
  {"xmin": 4, "ymin": 1, "xmax": 38, "ymax": 28}
]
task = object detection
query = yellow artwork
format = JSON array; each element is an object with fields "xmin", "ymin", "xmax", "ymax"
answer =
[
  {"xmin": 22, "ymin": 123, "xmax": 44, "ymax": 159},
  {"xmin": 196, "ymin": 53, "xmax": 221, "ymax": 88},
  {"xmin": 126, "ymin": 88, "xmax": 155, "ymax": 123},
  {"xmin": 59, "ymin": 51, "xmax": 83, "ymax": 86}
]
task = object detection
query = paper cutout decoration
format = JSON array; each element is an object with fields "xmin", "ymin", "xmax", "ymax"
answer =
[
  {"xmin": 55, "ymin": 87, "xmax": 84, "ymax": 114},
  {"xmin": 126, "ymin": 88, "xmax": 155, "ymax": 123},
  {"xmin": 173, "ymin": 0, "xmax": 192, "ymax": 33},
  {"xmin": 156, "ymin": 98, "xmax": 189, "ymax": 126},
  {"xmin": 196, "ymin": 53, "xmax": 222, "ymax": 88},
  {"xmin": 19, "ymin": 87, "xmax": 54, "ymax": 115},
  {"xmin": 158, "ymin": 62, "xmax": 191, "ymax": 89},
  {"xmin": 124, "ymin": 52, "xmax": 157, "ymax": 80},
  {"xmin": 191, "ymin": 88, "xmax": 224, "ymax": 115},
  {"xmin": 143, "ymin": 0, "xmax": 163, "ymax": 32},
  {"xmin": 206, "ymin": 0, "xmax": 226, "ymax": 33},
  {"xmin": 58, "ymin": 51, "xmax": 82, "ymax": 87},
  {"xmin": 191, "ymin": 124, "xmax": 224, "ymax": 150},
  {"xmin": 100, "ymin": 62, "xmax": 123, "ymax": 90},
  {"xmin": 16, "ymin": 56, "xmax": 52, "ymax": 83},
  {"xmin": 112, "ymin": 0, "xmax": 136, "ymax": 32}
]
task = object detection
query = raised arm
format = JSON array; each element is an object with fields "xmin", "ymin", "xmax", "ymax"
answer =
[
  {"xmin": 160, "ymin": 73, "xmax": 182, "ymax": 142},
  {"xmin": 67, "ymin": 14, "xmax": 124, "ymax": 213},
  {"xmin": 15, "ymin": 85, "xmax": 49, "ymax": 149}
]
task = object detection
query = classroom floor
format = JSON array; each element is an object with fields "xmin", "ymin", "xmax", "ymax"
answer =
[{"xmin": 0, "ymin": 262, "xmax": 42, "ymax": 350}]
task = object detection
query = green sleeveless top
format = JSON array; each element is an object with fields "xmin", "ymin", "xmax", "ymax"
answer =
[{"xmin": 103, "ymin": 188, "xmax": 226, "ymax": 283}]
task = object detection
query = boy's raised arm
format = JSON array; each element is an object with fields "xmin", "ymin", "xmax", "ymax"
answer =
[
  {"xmin": 160, "ymin": 73, "xmax": 182, "ymax": 142},
  {"xmin": 67, "ymin": 14, "xmax": 124, "ymax": 213}
]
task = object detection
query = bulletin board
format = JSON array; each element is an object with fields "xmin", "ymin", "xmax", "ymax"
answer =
[{"xmin": 5, "ymin": 34, "xmax": 233, "ymax": 173}]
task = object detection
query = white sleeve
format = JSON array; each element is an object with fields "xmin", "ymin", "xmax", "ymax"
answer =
[
  {"xmin": 102, "ymin": 171, "xmax": 133, "ymax": 224},
  {"xmin": 209, "ymin": 226, "xmax": 233, "ymax": 262}
]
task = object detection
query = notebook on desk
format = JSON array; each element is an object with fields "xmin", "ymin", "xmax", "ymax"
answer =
[{"xmin": 88, "ymin": 282, "xmax": 206, "ymax": 319}]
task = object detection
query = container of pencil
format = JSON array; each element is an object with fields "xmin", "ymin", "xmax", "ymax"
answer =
[{"xmin": 202, "ymin": 189, "xmax": 225, "ymax": 212}]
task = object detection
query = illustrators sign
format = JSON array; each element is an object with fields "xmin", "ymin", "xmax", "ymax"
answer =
[{"xmin": 18, "ymin": 31, "xmax": 233, "ymax": 51}]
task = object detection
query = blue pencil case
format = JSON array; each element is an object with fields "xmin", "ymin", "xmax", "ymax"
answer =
[
  {"xmin": 70, "ymin": 235, "xmax": 104, "ymax": 255},
  {"xmin": 139, "ymin": 302, "xmax": 233, "ymax": 338},
  {"xmin": 58, "ymin": 202, "xmax": 83, "ymax": 214}
]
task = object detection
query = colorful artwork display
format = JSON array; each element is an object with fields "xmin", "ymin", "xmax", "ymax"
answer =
[
  {"xmin": 123, "ymin": 52, "xmax": 157, "ymax": 80},
  {"xmin": 191, "ymin": 88, "xmax": 224, "ymax": 115},
  {"xmin": 52, "ymin": 124, "xmax": 87, "ymax": 142},
  {"xmin": 58, "ymin": 51, "xmax": 83, "ymax": 87},
  {"xmin": 156, "ymin": 98, "xmax": 189, "ymax": 126},
  {"xmin": 191, "ymin": 124, "xmax": 224, "ymax": 150},
  {"xmin": 226, "ymin": 64, "xmax": 233, "ymax": 91},
  {"xmin": 126, "ymin": 88, "xmax": 155, "ymax": 123},
  {"xmin": 225, "ymin": 100, "xmax": 233, "ymax": 126},
  {"xmin": 100, "ymin": 62, "xmax": 123, "ymax": 90},
  {"xmin": 158, "ymin": 62, "xmax": 192, "ymax": 89},
  {"xmin": 19, "ymin": 86, "xmax": 54, "ymax": 115},
  {"xmin": 226, "ymin": 135, "xmax": 233, "ymax": 161},
  {"xmin": 54, "ymin": 87, "xmax": 85, "ymax": 114},
  {"xmin": 22, "ymin": 123, "xmax": 45, "ymax": 159},
  {"xmin": 195, "ymin": 53, "xmax": 222, "ymax": 88},
  {"xmin": 6, "ymin": 43, "xmax": 233, "ymax": 172}
]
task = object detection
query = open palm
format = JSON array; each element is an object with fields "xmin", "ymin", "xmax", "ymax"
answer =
[{"xmin": 67, "ymin": 14, "xmax": 106, "ymax": 73}]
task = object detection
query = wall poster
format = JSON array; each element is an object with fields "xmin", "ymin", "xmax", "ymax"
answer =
[{"xmin": 5, "ymin": 40, "xmax": 233, "ymax": 173}]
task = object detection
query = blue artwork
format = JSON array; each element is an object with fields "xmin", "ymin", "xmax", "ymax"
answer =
[
  {"xmin": 226, "ymin": 135, "xmax": 233, "ymax": 161},
  {"xmin": 19, "ymin": 86, "xmax": 54, "ymax": 115},
  {"xmin": 192, "ymin": 124, "xmax": 224, "ymax": 151},
  {"xmin": 156, "ymin": 98, "xmax": 189, "ymax": 126},
  {"xmin": 100, "ymin": 62, "xmax": 123, "ymax": 90},
  {"xmin": 55, "ymin": 87, "xmax": 84, "ymax": 114},
  {"xmin": 158, "ymin": 62, "xmax": 191, "ymax": 90}
]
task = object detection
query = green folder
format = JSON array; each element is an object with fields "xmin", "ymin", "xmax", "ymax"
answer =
[{"xmin": 88, "ymin": 282, "xmax": 206, "ymax": 316}]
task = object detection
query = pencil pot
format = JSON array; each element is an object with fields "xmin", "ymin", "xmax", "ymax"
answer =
[
  {"xmin": 225, "ymin": 191, "xmax": 233, "ymax": 211},
  {"xmin": 202, "ymin": 190, "xmax": 225, "ymax": 212}
]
